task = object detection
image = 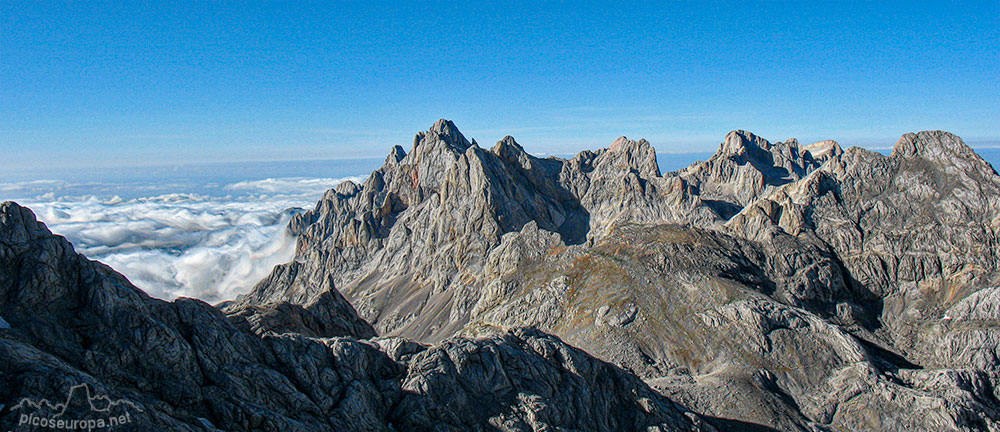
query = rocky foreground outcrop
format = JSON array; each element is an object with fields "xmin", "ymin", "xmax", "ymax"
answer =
[
  {"xmin": 231, "ymin": 121, "xmax": 1000, "ymax": 431},
  {"xmin": 0, "ymin": 201, "xmax": 711, "ymax": 431}
]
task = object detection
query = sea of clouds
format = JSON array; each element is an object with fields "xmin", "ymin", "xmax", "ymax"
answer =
[
  {"xmin": 4, "ymin": 147, "xmax": 996, "ymax": 305},
  {"xmin": 2, "ymin": 168, "xmax": 368, "ymax": 303}
]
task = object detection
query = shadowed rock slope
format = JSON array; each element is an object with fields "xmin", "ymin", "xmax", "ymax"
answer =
[
  {"xmin": 235, "ymin": 121, "xmax": 1000, "ymax": 431},
  {"xmin": 728, "ymin": 131, "xmax": 1000, "ymax": 371},
  {"xmin": 0, "ymin": 201, "xmax": 711, "ymax": 431}
]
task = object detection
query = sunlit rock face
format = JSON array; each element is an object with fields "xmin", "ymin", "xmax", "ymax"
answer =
[
  {"xmin": 229, "ymin": 120, "xmax": 724, "ymax": 342},
  {"xmin": 680, "ymin": 130, "xmax": 842, "ymax": 218},
  {"xmin": 236, "ymin": 121, "xmax": 1000, "ymax": 430}
]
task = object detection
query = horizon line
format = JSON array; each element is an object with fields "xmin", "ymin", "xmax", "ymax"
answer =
[{"xmin": 8, "ymin": 140, "xmax": 1000, "ymax": 175}]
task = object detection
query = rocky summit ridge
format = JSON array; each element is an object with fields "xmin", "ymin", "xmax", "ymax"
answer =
[{"xmin": 3, "ymin": 120, "xmax": 1000, "ymax": 431}]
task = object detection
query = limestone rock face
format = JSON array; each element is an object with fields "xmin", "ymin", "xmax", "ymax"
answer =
[
  {"xmin": 728, "ymin": 131, "xmax": 1000, "ymax": 371},
  {"xmin": 393, "ymin": 328, "xmax": 709, "ymax": 431},
  {"xmin": 229, "ymin": 120, "xmax": 721, "ymax": 342},
  {"xmin": 680, "ymin": 130, "xmax": 840, "ymax": 218},
  {"xmin": 803, "ymin": 139, "xmax": 844, "ymax": 161},
  {"xmin": 0, "ymin": 201, "xmax": 707, "ymax": 431},
  {"xmin": 460, "ymin": 222, "xmax": 999, "ymax": 431},
  {"xmin": 231, "ymin": 123, "xmax": 998, "ymax": 430}
]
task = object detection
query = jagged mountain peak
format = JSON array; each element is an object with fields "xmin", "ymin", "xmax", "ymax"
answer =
[
  {"xmin": 238, "ymin": 123, "xmax": 723, "ymax": 341},
  {"xmin": 681, "ymin": 130, "xmax": 826, "ymax": 213},
  {"xmin": 720, "ymin": 129, "xmax": 774, "ymax": 155},
  {"xmin": 1, "ymin": 201, "xmax": 47, "ymax": 239},
  {"xmin": 2, "ymin": 199, "xmax": 707, "ymax": 431},
  {"xmin": 602, "ymin": 136, "xmax": 660, "ymax": 177},
  {"xmin": 386, "ymin": 144, "xmax": 407, "ymax": 165},
  {"xmin": 491, "ymin": 134, "xmax": 527, "ymax": 158},
  {"xmin": 413, "ymin": 118, "xmax": 473, "ymax": 154},
  {"xmin": 6, "ymin": 123, "xmax": 1000, "ymax": 431}
]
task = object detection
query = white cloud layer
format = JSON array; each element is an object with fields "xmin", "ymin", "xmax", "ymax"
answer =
[{"xmin": 5, "ymin": 176, "xmax": 363, "ymax": 302}]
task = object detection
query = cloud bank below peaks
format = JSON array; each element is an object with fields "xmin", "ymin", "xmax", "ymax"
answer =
[{"xmin": 7, "ymin": 176, "xmax": 363, "ymax": 302}]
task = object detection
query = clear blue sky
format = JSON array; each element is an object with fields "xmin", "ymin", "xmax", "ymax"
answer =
[{"xmin": 3, "ymin": 1, "xmax": 998, "ymax": 169}]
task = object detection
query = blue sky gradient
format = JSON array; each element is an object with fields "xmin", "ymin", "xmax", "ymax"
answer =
[{"xmin": 3, "ymin": 1, "xmax": 998, "ymax": 168}]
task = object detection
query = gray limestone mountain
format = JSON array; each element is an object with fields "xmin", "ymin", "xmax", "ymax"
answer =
[
  {"xmin": 680, "ymin": 131, "xmax": 843, "ymax": 218},
  {"xmin": 0, "ymin": 201, "xmax": 710, "ymax": 431},
  {"xmin": 728, "ymin": 130, "xmax": 1000, "ymax": 371},
  {"xmin": 228, "ymin": 121, "xmax": 854, "ymax": 344},
  {"xmin": 224, "ymin": 120, "xmax": 721, "ymax": 342},
  {"xmin": 229, "ymin": 121, "xmax": 1000, "ymax": 431},
  {"xmin": 3, "ymin": 119, "xmax": 999, "ymax": 432}
]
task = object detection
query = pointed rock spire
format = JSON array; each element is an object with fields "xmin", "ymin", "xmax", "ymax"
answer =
[
  {"xmin": 720, "ymin": 130, "xmax": 772, "ymax": 156},
  {"xmin": 413, "ymin": 119, "xmax": 472, "ymax": 154},
  {"xmin": 386, "ymin": 145, "xmax": 407, "ymax": 165},
  {"xmin": 491, "ymin": 135, "xmax": 528, "ymax": 162}
]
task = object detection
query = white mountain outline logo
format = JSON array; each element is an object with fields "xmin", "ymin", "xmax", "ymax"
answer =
[{"xmin": 10, "ymin": 384, "xmax": 143, "ymax": 430}]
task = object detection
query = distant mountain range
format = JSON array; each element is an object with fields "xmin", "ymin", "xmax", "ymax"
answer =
[{"xmin": 3, "ymin": 120, "xmax": 999, "ymax": 431}]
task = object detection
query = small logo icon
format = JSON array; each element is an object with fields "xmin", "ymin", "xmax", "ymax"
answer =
[{"xmin": 10, "ymin": 384, "xmax": 142, "ymax": 430}]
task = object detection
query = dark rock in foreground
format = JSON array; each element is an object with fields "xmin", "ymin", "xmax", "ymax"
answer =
[{"xmin": 0, "ymin": 201, "xmax": 708, "ymax": 431}]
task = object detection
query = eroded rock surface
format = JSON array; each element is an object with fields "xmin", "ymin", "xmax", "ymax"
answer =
[
  {"xmin": 5, "ymin": 120, "xmax": 1000, "ymax": 431},
  {"xmin": 680, "ymin": 131, "xmax": 841, "ymax": 218},
  {"xmin": 227, "ymin": 120, "xmax": 725, "ymax": 342},
  {"xmin": 232, "ymin": 122, "xmax": 999, "ymax": 431},
  {"xmin": 0, "ymin": 201, "xmax": 706, "ymax": 431},
  {"xmin": 728, "ymin": 131, "xmax": 1000, "ymax": 370}
]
